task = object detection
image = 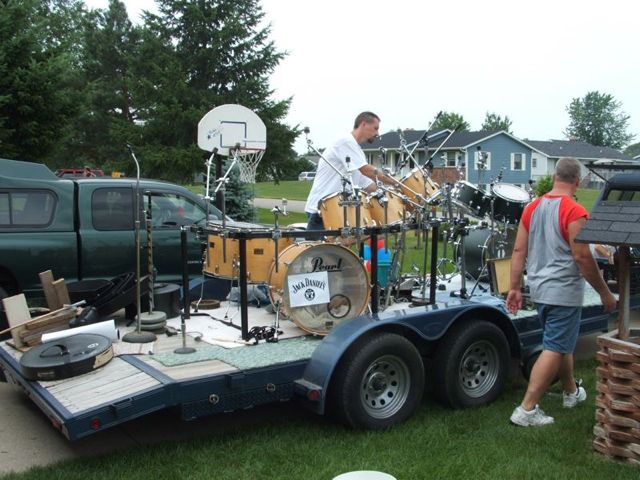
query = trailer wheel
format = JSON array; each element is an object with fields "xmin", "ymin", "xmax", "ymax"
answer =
[
  {"xmin": 433, "ymin": 320, "xmax": 510, "ymax": 408},
  {"xmin": 329, "ymin": 333, "xmax": 424, "ymax": 430}
]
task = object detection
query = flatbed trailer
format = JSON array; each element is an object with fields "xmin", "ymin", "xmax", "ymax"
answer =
[{"xmin": 0, "ymin": 285, "xmax": 621, "ymax": 441}]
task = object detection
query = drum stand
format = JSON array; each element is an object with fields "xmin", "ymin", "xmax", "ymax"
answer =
[
  {"xmin": 449, "ymin": 216, "xmax": 470, "ymax": 299},
  {"xmin": 267, "ymin": 203, "xmax": 289, "ymax": 342}
]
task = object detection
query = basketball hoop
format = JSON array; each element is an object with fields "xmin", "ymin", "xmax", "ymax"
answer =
[{"xmin": 235, "ymin": 147, "xmax": 265, "ymax": 183}]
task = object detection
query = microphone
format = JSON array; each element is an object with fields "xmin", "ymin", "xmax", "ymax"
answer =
[
  {"xmin": 303, "ymin": 126, "xmax": 310, "ymax": 134},
  {"xmin": 435, "ymin": 111, "xmax": 443, "ymax": 120}
]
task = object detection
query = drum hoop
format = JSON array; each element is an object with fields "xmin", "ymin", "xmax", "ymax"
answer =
[{"xmin": 492, "ymin": 183, "xmax": 530, "ymax": 202}]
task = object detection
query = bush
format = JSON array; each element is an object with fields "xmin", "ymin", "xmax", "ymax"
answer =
[{"xmin": 534, "ymin": 175, "xmax": 553, "ymax": 197}]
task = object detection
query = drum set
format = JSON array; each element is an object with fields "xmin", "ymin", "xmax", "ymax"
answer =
[{"xmin": 197, "ymin": 157, "xmax": 532, "ymax": 341}]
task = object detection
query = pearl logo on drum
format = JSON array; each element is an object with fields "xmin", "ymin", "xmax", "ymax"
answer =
[{"xmin": 311, "ymin": 256, "xmax": 343, "ymax": 272}]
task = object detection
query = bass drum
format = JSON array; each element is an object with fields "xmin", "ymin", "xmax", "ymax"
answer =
[
  {"xmin": 268, "ymin": 242, "xmax": 370, "ymax": 336},
  {"xmin": 454, "ymin": 228, "xmax": 516, "ymax": 280}
]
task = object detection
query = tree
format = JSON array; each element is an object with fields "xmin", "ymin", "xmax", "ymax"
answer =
[
  {"xmin": 0, "ymin": 0, "xmax": 85, "ymax": 164},
  {"xmin": 481, "ymin": 112, "xmax": 513, "ymax": 133},
  {"xmin": 565, "ymin": 91, "xmax": 635, "ymax": 149},
  {"xmin": 431, "ymin": 112, "xmax": 470, "ymax": 132},
  {"xmin": 67, "ymin": 0, "xmax": 142, "ymax": 172},
  {"xmin": 135, "ymin": 0, "xmax": 299, "ymax": 189}
]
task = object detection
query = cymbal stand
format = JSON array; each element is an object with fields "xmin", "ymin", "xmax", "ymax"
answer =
[
  {"xmin": 270, "ymin": 199, "xmax": 288, "ymax": 275},
  {"xmin": 450, "ymin": 215, "xmax": 469, "ymax": 299},
  {"xmin": 385, "ymin": 216, "xmax": 411, "ymax": 310}
]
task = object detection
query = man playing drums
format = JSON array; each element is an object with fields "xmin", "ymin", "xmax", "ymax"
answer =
[{"xmin": 304, "ymin": 111, "xmax": 396, "ymax": 231}]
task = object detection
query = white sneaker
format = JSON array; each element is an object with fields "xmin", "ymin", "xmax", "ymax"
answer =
[
  {"xmin": 563, "ymin": 380, "xmax": 587, "ymax": 408},
  {"xmin": 510, "ymin": 405, "xmax": 555, "ymax": 427}
]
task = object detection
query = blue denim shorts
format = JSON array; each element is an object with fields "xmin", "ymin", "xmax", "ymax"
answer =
[{"xmin": 536, "ymin": 304, "xmax": 582, "ymax": 354}]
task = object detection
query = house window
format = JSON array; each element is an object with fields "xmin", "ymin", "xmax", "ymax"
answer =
[
  {"xmin": 531, "ymin": 158, "xmax": 537, "ymax": 168},
  {"xmin": 511, "ymin": 153, "xmax": 526, "ymax": 171},
  {"xmin": 474, "ymin": 151, "xmax": 491, "ymax": 170},
  {"xmin": 444, "ymin": 151, "xmax": 457, "ymax": 167}
]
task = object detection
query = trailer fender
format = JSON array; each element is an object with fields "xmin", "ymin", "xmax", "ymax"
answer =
[{"xmin": 295, "ymin": 300, "xmax": 517, "ymax": 414}]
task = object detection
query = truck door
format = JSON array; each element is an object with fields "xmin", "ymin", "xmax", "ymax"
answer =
[{"xmin": 78, "ymin": 185, "xmax": 138, "ymax": 281}]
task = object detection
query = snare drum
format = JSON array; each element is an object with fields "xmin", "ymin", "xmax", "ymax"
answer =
[
  {"xmin": 268, "ymin": 242, "xmax": 370, "ymax": 335},
  {"xmin": 365, "ymin": 190, "xmax": 407, "ymax": 226},
  {"xmin": 319, "ymin": 191, "xmax": 376, "ymax": 231},
  {"xmin": 398, "ymin": 167, "xmax": 439, "ymax": 210},
  {"xmin": 491, "ymin": 183, "xmax": 531, "ymax": 224},
  {"xmin": 204, "ymin": 232, "xmax": 294, "ymax": 283},
  {"xmin": 451, "ymin": 181, "xmax": 490, "ymax": 218}
]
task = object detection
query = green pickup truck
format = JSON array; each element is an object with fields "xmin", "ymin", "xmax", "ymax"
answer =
[{"xmin": 0, "ymin": 158, "xmax": 223, "ymax": 301}]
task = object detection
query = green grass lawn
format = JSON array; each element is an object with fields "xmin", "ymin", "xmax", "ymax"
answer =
[{"xmin": 4, "ymin": 359, "xmax": 637, "ymax": 480}]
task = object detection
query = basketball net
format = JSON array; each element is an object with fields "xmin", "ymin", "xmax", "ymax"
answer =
[{"xmin": 235, "ymin": 148, "xmax": 265, "ymax": 183}]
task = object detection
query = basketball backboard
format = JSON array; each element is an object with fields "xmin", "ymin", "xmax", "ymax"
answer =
[{"xmin": 197, "ymin": 104, "xmax": 267, "ymax": 156}]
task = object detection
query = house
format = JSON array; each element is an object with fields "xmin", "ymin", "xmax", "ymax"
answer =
[
  {"xmin": 363, "ymin": 129, "xmax": 540, "ymax": 190},
  {"xmin": 362, "ymin": 130, "xmax": 634, "ymax": 190},
  {"xmin": 526, "ymin": 139, "xmax": 633, "ymax": 187}
]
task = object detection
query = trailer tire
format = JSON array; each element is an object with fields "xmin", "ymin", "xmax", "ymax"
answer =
[
  {"xmin": 328, "ymin": 332, "xmax": 424, "ymax": 430},
  {"xmin": 433, "ymin": 320, "xmax": 509, "ymax": 408}
]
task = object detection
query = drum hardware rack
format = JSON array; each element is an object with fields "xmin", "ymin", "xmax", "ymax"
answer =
[{"xmin": 192, "ymin": 221, "xmax": 439, "ymax": 341}]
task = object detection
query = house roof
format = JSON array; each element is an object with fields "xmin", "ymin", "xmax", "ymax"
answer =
[
  {"xmin": 527, "ymin": 139, "xmax": 631, "ymax": 161},
  {"xmin": 364, "ymin": 130, "xmax": 541, "ymax": 153}
]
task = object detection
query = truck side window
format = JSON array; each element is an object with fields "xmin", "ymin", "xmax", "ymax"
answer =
[
  {"xmin": 6, "ymin": 191, "xmax": 55, "ymax": 226},
  {"xmin": 92, "ymin": 188, "xmax": 134, "ymax": 231},
  {"xmin": 149, "ymin": 192, "xmax": 206, "ymax": 227}
]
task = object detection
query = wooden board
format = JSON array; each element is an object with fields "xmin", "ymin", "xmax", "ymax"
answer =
[
  {"xmin": 39, "ymin": 270, "xmax": 61, "ymax": 310},
  {"xmin": 52, "ymin": 278, "xmax": 70, "ymax": 306},
  {"xmin": 2, "ymin": 294, "xmax": 30, "ymax": 349}
]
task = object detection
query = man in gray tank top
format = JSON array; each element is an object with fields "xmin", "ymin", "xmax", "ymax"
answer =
[{"xmin": 506, "ymin": 157, "xmax": 616, "ymax": 427}]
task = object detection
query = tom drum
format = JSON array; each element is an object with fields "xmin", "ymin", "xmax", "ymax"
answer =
[
  {"xmin": 365, "ymin": 190, "xmax": 408, "ymax": 226},
  {"xmin": 268, "ymin": 242, "xmax": 370, "ymax": 335},
  {"xmin": 319, "ymin": 191, "xmax": 376, "ymax": 231},
  {"xmin": 491, "ymin": 183, "xmax": 531, "ymax": 224},
  {"xmin": 398, "ymin": 167, "xmax": 439, "ymax": 210},
  {"xmin": 451, "ymin": 181, "xmax": 491, "ymax": 219}
]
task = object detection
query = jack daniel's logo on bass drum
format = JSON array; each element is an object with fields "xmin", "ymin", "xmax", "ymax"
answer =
[{"xmin": 311, "ymin": 256, "xmax": 343, "ymax": 272}]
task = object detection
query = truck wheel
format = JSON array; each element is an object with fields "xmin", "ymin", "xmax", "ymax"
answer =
[
  {"xmin": 433, "ymin": 320, "xmax": 510, "ymax": 408},
  {"xmin": 329, "ymin": 333, "xmax": 424, "ymax": 430}
]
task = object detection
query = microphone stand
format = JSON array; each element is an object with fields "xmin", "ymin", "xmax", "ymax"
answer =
[{"xmin": 123, "ymin": 144, "xmax": 157, "ymax": 344}]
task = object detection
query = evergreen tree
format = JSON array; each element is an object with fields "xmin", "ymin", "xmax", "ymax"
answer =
[
  {"xmin": 481, "ymin": 112, "xmax": 513, "ymax": 133},
  {"xmin": 0, "ymin": 0, "xmax": 84, "ymax": 164},
  {"xmin": 565, "ymin": 91, "xmax": 634, "ymax": 149},
  {"xmin": 431, "ymin": 112, "xmax": 470, "ymax": 132},
  {"xmin": 76, "ymin": 0, "xmax": 142, "ymax": 172},
  {"xmin": 137, "ymin": 0, "xmax": 298, "ymax": 189}
]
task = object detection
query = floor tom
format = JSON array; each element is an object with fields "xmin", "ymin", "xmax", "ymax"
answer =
[{"xmin": 204, "ymin": 230, "xmax": 294, "ymax": 283}]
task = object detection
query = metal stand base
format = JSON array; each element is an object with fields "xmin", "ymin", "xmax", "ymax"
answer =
[
  {"xmin": 174, "ymin": 346, "xmax": 196, "ymax": 354},
  {"xmin": 122, "ymin": 330, "xmax": 157, "ymax": 343},
  {"xmin": 139, "ymin": 311, "xmax": 167, "ymax": 323}
]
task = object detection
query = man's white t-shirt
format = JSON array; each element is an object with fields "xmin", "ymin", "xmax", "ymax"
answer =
[{"xmin": 304, "ymin": 134, "xmax": 374, "ymax": 214}]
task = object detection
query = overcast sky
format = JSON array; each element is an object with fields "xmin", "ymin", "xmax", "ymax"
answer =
[{"xmin": 84, "ymin": 0, "xmax": 640, "ymax": 154}]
